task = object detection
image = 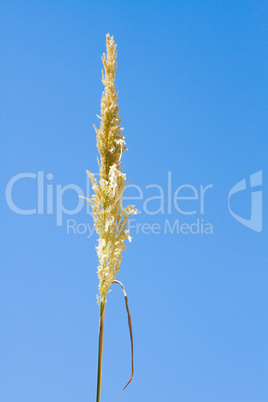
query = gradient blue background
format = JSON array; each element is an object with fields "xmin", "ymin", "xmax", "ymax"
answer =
[{"xmin": 1, "ymin": 1, "xmax": 267, "ymax": 401}]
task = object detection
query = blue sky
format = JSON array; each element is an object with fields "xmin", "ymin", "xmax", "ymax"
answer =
[{"xmin": 1, "ymin": 1, "xmax": 267, "ymax": 401}]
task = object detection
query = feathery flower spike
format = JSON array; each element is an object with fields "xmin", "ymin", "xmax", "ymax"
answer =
[{"xmin": 82, "ymin": 34, "xmax": 137, "ymax": 402}]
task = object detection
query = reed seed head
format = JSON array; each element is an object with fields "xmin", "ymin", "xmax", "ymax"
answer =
[{"xmin": 85, "ymin": 34, "xmax": 137, "ymax": 302}]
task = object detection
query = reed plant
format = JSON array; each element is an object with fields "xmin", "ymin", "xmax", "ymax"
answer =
[{"xmin": 82, "ymin": 34, "xmax": 136, "ymax": 402}]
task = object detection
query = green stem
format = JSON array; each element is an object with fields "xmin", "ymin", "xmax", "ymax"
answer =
[{"xmin": 96, "ymin": 300, "xmax": 106, "ymax": 402}]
